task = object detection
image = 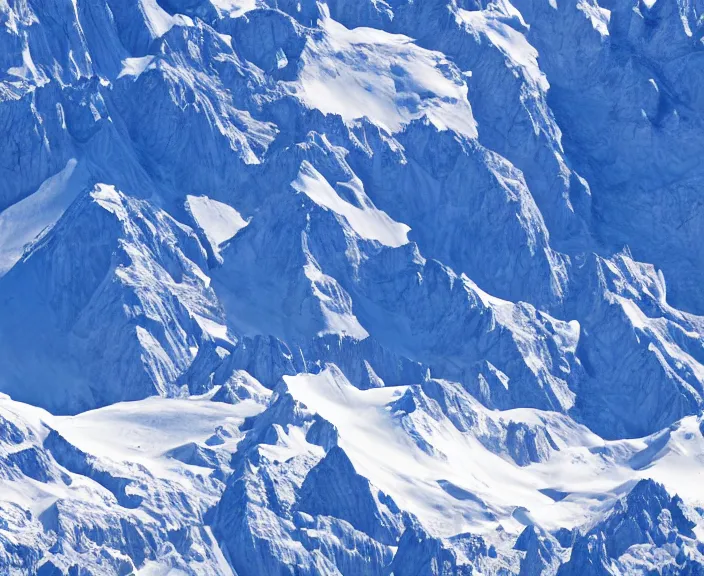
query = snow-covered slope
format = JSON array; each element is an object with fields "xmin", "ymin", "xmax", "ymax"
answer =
[{"xmin": 1, "ymin": 0, "xmax": 704, "ymax": 573}]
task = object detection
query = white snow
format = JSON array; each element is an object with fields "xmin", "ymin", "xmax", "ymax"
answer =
[
  {"xmin": 293, "ymin": 11, "xmax": 478, "ymax": 138},
  {"xmin": 284, "ymin": 366, "xmax": 704, "ymax": 538},
  {"xmin": 457, "ymin": 9, "xmax": 549, "ymax": 92},
  {"xmin": 0, "ymin": 158, "xmax": 85, "ymax": 277},
  {"xmin": 613, "ymin": 293, "xmax": 704, "ymax": 384},
  {"xmin": 302, "ymin": 234, "xmax": 370, "ymax": 340},
  {"xmin": 185, "ymin": 195, "xmax": 249, "ymax": 254},
  {"xmin": 577, "ymin": 0, "xmax": 611, "ymax": 36},
  {"xmin": 51, "ymin": 395, "xmax": 263, "ymax": 479},
  {"xmin": 0, "ymin": 391, "xmax": 264, "ymax": 530},
  {"xmin": 136, "ymin": 564, "xmax": 190, "ymax": 576},
  {"xmin": 275, "ymin": 48, "xmax": 289, "ymax": 70},
  {"xmin": 118, "ymin": 55, "xmax": 156, "ymax": 79},
  {"xmin": 286, "ymin": 368, "xmax": 555, "ymax": 536},
  {"xmin": 7, "ymin": 45, "xmax": 48, "ymax": 85},
  {"xmin": 210, "ymin": 0, "xmax": 257, "ymax": 18},
  {"xmin": 192, "ymin": 312, "xmax": 233, "ymax": 343},
  {"xmin": 139, "ymin": 0, "xmax": 193, "ymax": 38},
  {"xmin": 292, "ymin": 161, "xmax": 410, "ymax": 247},
  {"xmin": 2, "ymin": 0, "xmax": 704, "ymax": 571}
]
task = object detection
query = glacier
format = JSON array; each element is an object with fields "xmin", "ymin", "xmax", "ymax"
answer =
[{"xmin": 1, "ymin": 0, "xmax": 704, "ymax": 573}]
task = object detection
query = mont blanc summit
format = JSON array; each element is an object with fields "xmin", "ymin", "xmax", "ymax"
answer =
[{"xmin": 1, "ymin": 0, "xmax": 704, "ymax": 574}]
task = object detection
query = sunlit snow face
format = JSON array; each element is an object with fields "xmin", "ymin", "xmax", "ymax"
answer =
[{"xmin": 292, "ymin": 11, "xmax": 477, "ymax": 138}]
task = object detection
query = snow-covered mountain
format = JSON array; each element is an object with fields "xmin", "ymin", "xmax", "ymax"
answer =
[{"xmin": 1, "ymin": 0, "xmax": 704, "ymax": 573}]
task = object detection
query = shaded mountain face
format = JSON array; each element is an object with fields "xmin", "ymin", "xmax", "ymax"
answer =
[{"xmin": 1, "ymin": 0, "xmax": 704, "ymax": 574}]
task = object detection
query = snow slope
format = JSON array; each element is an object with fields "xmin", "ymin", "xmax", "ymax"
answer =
[
  {"xmin": 294, "ymin": 9, "xmax": 478, "ymax": 138},
  {"xmin": 0, "ymin": 159, "xmax": 86, "ymax": 277},
  {"xmin": 285, "ymin": 367, "xmax": 704, "ymax": 537},
  {"xmin": 185, "ymin": 194, "xmax": 249, "ymax": 258}
]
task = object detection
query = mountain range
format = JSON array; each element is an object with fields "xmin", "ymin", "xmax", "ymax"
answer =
[{"xmin": 1, "ymin": 0, "xmax": 704, "ymax": 573}]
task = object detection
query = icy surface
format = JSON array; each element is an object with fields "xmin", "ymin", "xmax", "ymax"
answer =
[
  {"xmin": 293, "ymin": 9, "xmax": 478, "ymax": 137},
  {"xmin": 0, "ymin": 159, "xmax": 85, "ymax": 277},
  {"xmin": 1, "ymin": 0, "xmax": 704, "ymax": 573},
  {"xmin": 185, "ymin": 194, "xmax": 249, "ymax": 255}
]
